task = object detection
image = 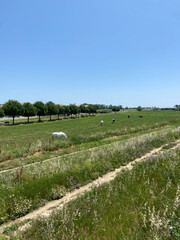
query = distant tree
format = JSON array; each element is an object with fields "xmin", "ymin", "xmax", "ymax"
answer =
[
  {"xmin": 3, "ymin": 100, "xmax": 23, "ymax": 125},
  {"xmin": 137, "ymin": 106, "xmax": 142, "ymax": 111},
  {"xmin": 57, "ymin": 105, "xmax": 64, "ymax": 120},
  {"xmin": 88, "ymin": 105, "xmax": 93, "ymax": 115},
  {"xmin": 108, "ymin": 104, "xmax": 113, "ymax": 109},
  {"xmin": 174, "ymin": 105, "xmax": 180, "ymax": 110},
  {"xmin": 88, "ymin": 104, "xmax": 97, "ymax": 115},
  {"xmin": 69, "ymin": 104, "xmax": 78, "ymax": 117},
  {"xmin": 64, "ymin": 105, "xmax": 70, "ymax": 118},
  {"xmin": 98, "ymin": 104, "xmax": 106, "ymax": 109},
  {"xmin": 80, "ymin": 105, "xmax": 87, "ymax": 114},
  {"xmin": 77, "ymin": 106, "xmax": 80, "ymax": 117},
  {"xmin": 22, "ymin": 102, "xmax": 37, "ymax": 123},
  {"xmin": 46, "ymin": 101, "xmax": 58, "ymax": 121},
  {"xmin": 94, "ymin": 104, "xmax": 99, "ymax": 110},
  {"xmin": 112, "ymin": 106, "xmax": 120, "ymax": 112},
  {"xmin": 34, "ymin": 101, "xmax": 47, "ymax": 122},
  {"xmin": 0, "ymin": 108, "xmax": 4, "ymax": 118},
  {"xmin": 153, "ymin": 107, "xmax": 159, "ymax": 111}
]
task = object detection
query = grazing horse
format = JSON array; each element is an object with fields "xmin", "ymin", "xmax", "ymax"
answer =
[
  {"xmin": 139, "ymin": 115, "xmax": 143, "ymax": 118},
  {"xmin": 112, "ymin": 119, "xmax": 115, "ymax": 123},
  {"xmin": 52, "ymin": 132, "xmax": 67, "ymax": 141},
  {"xmin": 128, "ymin": 115, "xmax": 130, "ymax": 118}
]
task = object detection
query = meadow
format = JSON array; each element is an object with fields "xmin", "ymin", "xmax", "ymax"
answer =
[
  {"xmin": 0, "ymin": 127, "xmax": 179, "ymax": 224},
  {"xmin": 0, "ymin": 111, "xmax": 180, "ymax": 169},
  {"xmin": 13, "ymin": 146, "xmax": 180, "ymax": 240},
  {"xmin": 0, "ymin": 111, "xmax": 180, "ymax": 239}
]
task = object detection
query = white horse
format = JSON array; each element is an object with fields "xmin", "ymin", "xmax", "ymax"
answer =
[{"xmin": 52, "ymin": 132, "xmax": 67, "ymax": 141}]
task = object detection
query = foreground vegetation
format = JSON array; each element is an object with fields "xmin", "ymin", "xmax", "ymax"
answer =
[
  {"xmin": 0, "ymin": 111, "xmax": 179, "ymax": 239},
  {"xmin": 0, "ymin": 127, "xmax": 180, "ymax": 225},
  {"xmin": 6, "ymin": 141, "xmax": 180, "ymax": 239},
  {"xmin": 0, "ymin": 111, "xmax": 180, "ymax": 167}
]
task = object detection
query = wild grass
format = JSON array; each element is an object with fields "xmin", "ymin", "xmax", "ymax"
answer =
[
  {"xmin": 12, "ymin": 146, "xmax": 180, "ymax": 240},
  {"xmin": 0, "ymin": 127, "xmax": 180, "ymax": 224},
  {"xmin": 0, "ymin": 111, "xmax": 180, "ymax": 164},
  {"xmin": 0, "ymin": 124, "xmax": 171, "ymax": 172}
]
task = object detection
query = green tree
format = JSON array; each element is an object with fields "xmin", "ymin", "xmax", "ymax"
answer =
[
  {"xmin": 108, "ymin": 104, "xmax": 113, "ymax": 109},
  {"xmin": 174, "ymin": 105, "xmax": 180, "ymax": 108},
  {"xmin": 46, "ymin": 101, "xmax": 58, "ymax": 121},
  {"xmin": 137, "ymin": 106, "xmax": 142, "ymax": 111},
  {"xmin": 3, "ymin": 100, "xmax": 23, "ymax": 125},
  {"xmin": 80, "ymin": 105, "xmax": 87, "ymax": 117},
  {"xmin": 88, "ymin": 104, "xmax": 97, "ymax": 115},
  {"xmin": 80, "ymin": 105, "xmax": 87, "ymax": 114},
  {"xmin": 77, "ymin": 106, "xmax": 80, "ymax": 117},
  {"xmin": 64, "ymin": 105, "xmax": 70, "ymax": 118},
  {"xmin": 22, "ymin": 102, "xmax": 37, "ymax": 123},
  {"xmin": 174, "ymin": 105, "xmax": 180, "ymax": 111},
  {"xmin": 69, "ymin": 104, "xmax": 78, "ymax": 117},
  {"xmin": 112, "ymin": 106, "xmax": 120, "ymax": 112},
  {"xmin": 0, "ymin": 108, "xmax": 4, "ymax": 118},
  {"xmin": 34, "ymin": 101, "xmax": 47, "ymax": 122},
  {"xmin": 57, "ymin": 105, "xmax": 65, "ymax": 120}
]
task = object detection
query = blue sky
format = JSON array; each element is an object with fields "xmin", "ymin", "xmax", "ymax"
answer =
[{"xmin": 0, "ymin": 0, "xmax": 180, "ymax": 107}]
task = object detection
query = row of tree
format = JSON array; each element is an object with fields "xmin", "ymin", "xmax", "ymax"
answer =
[
  {"xmin": 0, "ymin": 100, "xmax": 98, "ymax": 125},
  {"xmin": 97, "ymin": 104, "xmax": 123, "ymax": 110}
]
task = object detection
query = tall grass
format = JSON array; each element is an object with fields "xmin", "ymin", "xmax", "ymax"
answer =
[
  {"xmin": 0, "ymin": 127, "xmax": 180, "ymax": 224},
  {"xmin": 13, "ymin": 147, "xmax": 180, "ymax": 240}
]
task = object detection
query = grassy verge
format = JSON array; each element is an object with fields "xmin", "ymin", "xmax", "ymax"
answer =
[
  {"xmin": 0, "ymin": 127, "xmax": 180, "ymax": 224},
  {"xmin": 11, "ymin": 146, "xmax": 180, "ymax": 240}
]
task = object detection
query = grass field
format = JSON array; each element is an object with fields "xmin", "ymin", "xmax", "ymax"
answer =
[
  {"xmin": 13, "ymin": 146, "xmax": 180, "ymax": 240},
  {"xmin": 0, "ymin": 111, "xmax": 180, "ymax": 166},
  {"xmin": 0, "ymin": 127, "xmax": 180, "ymax": 224},
  {"xmin": 0, "ymin": 111, "xmax": 180, "ymax": 239},
  {"xmin": 2, "ymin": 133, "xmax": 180, "ymax": 239}
]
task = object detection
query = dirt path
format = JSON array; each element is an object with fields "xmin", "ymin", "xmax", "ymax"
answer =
[
  {"xmin": 0, "ymin": 127, "xmax": 171, "ymax": 174},
  {"xmin": 1, "ymin": 140, "xmax": 180, "ymax": 235}
]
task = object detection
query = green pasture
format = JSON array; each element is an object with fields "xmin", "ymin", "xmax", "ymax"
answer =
[
  {"xmin": 0, "ymin": 127, "xmax": 180, "ymax": 225},
  {"xmin": 0, "ymin": 111, "xmax": 180, "ymax": 164}
]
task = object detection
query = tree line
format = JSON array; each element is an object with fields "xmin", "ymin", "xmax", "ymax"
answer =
[{"xmin": 0, "ymin": 100, "xmax": 99, "ymax": 125}]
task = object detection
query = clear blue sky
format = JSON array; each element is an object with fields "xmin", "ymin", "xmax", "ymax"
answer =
[{"xmin": 0, "ymin": 0, "xmax": 180, "ymax": 107}]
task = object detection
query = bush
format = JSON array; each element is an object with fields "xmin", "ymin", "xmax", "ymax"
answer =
[
  {"xmin": 137, "ymin": 106, "xmax": 142, "ymax": 111},
  {"xmin": 97, "ymin": 109, "xmax": 112, "ymax": 114}
]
